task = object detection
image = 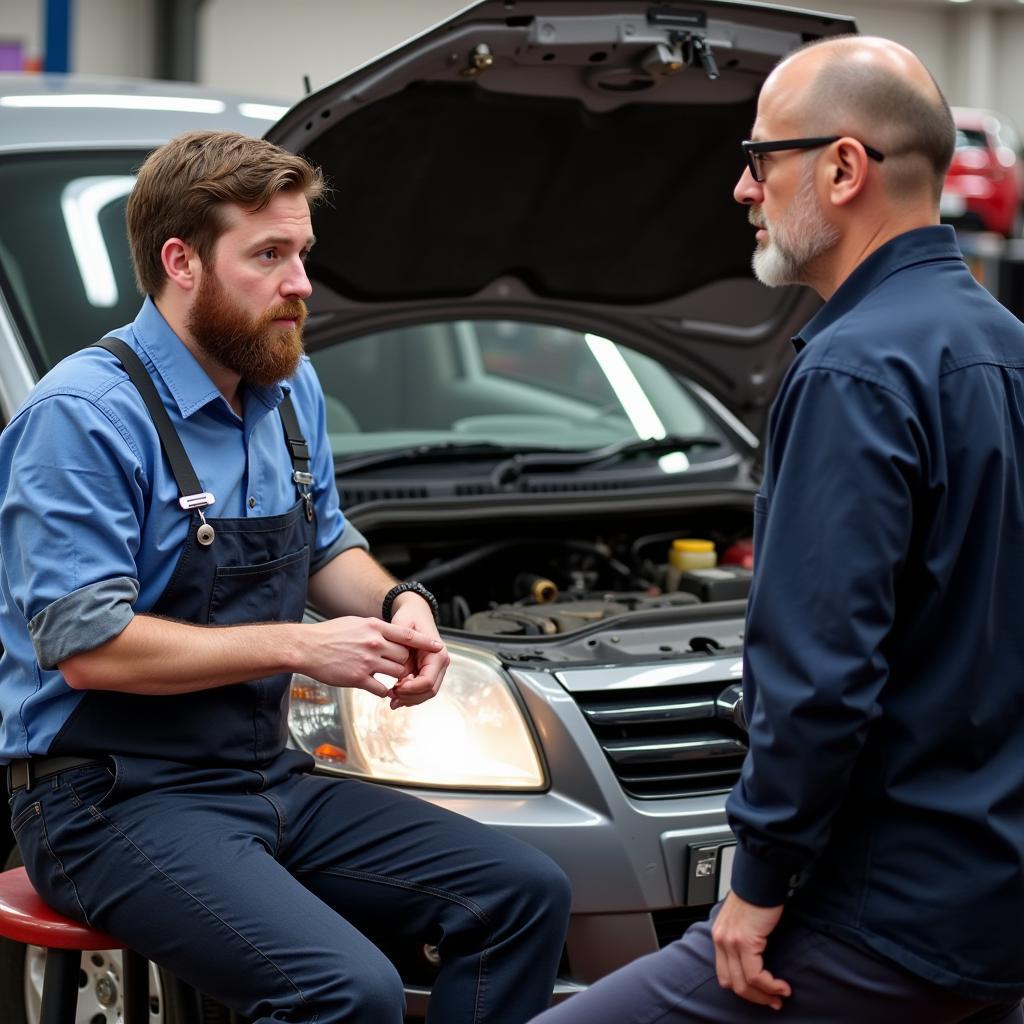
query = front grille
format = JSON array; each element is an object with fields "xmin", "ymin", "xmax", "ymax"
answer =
[{"xmin": 573, "ymin": 680, "xmax": 747, "ymax": 798}]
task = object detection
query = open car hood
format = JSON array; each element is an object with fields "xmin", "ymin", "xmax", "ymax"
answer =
[{"xmin": 266, "ymin": 1, "xmax": 854, "ymax": 435}]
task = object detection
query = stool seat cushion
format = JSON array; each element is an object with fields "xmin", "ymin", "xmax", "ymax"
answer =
[{"xmin": 0, "ymin": 866, "xmax": 121, "ymax": 950}]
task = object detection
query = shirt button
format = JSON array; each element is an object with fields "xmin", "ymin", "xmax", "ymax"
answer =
[{"xmin": 248, "ymin": 496, "xmax": 256, "ymax": 509}]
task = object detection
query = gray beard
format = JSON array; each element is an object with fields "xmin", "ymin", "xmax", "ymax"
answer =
[{"xmin": 752, "ymin": 165, "xmax": 839, "ymax": 288}]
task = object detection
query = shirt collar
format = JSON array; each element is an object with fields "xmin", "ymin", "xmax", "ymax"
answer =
[
  {"xmin": 130, "ymin": 297, "xmax": 285, "ymax": 418},
  {"xmin": 792, "ymin": 225, "xmax": 964, "ymax": 353}
]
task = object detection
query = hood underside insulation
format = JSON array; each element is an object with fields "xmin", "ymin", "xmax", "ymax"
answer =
[{"xmin": 302, "ymin": 81, "xmax": 757, "ymax": 305}]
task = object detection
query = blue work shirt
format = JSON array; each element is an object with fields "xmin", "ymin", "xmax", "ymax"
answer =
[
  {"xmin": 726, "ymin": 225, "xmax": 1024, "ymax": 1000},
  {"xmin": 0, "ymin": 297, "xmax": 366, "ymax": 762}
]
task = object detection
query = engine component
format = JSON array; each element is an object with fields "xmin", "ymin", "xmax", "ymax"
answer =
[
  {"xmin": 461, "ymin": 591, "xmax": 704, "ymax": 636},
  {"xmin": 678, "ymin": 566, "xmax": 753, "ymax": 603},
  {"xmin": 515, "ymin": 573, "xmax": 559, "ymax": 604},
  {"xmin": 464, "ymin": 599, "xmax": 630, "ymax": 636}
]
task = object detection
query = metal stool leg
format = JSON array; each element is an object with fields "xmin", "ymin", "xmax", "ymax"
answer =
[
  {"xmin": 123, "ymin": 948, "xmax": 150, "ymax": 1024},
  {"xmin": 39, "ymin": 947, "xmax": 81, "ymax": 1024}
]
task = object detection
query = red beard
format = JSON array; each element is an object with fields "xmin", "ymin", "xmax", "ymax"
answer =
[{"xmin": 186, "ymin": 270, "xmax": 307, "ymax": 387}]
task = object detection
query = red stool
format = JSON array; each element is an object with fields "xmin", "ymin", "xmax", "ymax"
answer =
[{"xmin": 0, "ymin": 866, "xmax": 149, "ymax": 1024}]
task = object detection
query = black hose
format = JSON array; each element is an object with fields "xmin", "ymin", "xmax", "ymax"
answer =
[{"xmin": 413, "ymin": 538, "xmax": 635, "ymax": 587}]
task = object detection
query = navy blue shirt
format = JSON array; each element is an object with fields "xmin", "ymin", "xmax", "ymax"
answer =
[
  {"xmin": 0, "ymin": 298, "xmax": 367, "ymax": 761},
  {"xmin": 726, "ymin": 226, "xmax": 1024, "ymax": 1000}
]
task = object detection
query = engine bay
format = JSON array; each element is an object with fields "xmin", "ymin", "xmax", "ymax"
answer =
[{"xmin": 365, "ymin": 506, "xmax": 755, "ymax": 637}]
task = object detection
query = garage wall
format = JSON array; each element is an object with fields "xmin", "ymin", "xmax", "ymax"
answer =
[
  {"xmin": 0, "ymin": 0, "xmax": 152, "ymax": 76},
  {"xmin": 193, "ymin": 0, "xmax": 1024, "ymax": 131},
  {"xmin": 810, "ymin": 0, "xmax": 952, "ymax": 87},
  {"xmin": 995, "ymin": 13, "xmax": 1024, "ymax": 129},
  {"xmin": 3, "ymin": 0, "xmax": 1024, "ymax": 130},
  {"xmin": 72, "ymin": 0, "xmax": 154, "ymax": 80},
  {"xmin": 195, "ymin": 0, "xmax": 957, "ymax": 103},
  {"xmin": 0, "ymin": 1, "xmax": 43, "ymax": 68},
  {"xmin": 196, "ymin": 0, "xmax": 469, "ymax": 104}
]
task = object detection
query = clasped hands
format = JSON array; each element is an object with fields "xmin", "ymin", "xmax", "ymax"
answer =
[{"xmin": 304, "ymin": 601, "xmax": 449, "ymax": 709}]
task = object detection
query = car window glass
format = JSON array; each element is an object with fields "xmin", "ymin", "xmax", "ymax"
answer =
[
  {"xmin": 309, "ymin": 320, "xmax": 720, "ymax": 457},
  {"xmin": 956, "ymin": 129, "xmax": 988, "ymax": 151},
  {"xmin": 0, "ymin": 152, "xmax": 145, "ymax": 374}
]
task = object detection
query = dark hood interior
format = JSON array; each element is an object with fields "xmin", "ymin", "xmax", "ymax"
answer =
[{"xmin": 303, "ymin": 80, "xmax": 755, "ymax": 305}]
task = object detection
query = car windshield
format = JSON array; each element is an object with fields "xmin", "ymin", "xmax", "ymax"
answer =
[{"xmin": 309, "ymin": 321, "xmax": 725, "ymax": 460}]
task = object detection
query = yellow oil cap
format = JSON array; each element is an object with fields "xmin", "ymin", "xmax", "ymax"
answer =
[{"xmin": 673, "ymin": 539, "xmax": 714, "ymax": 552}]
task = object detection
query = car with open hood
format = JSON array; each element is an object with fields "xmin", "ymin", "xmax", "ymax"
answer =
[{"xmin": 0, "ymin": 2, "xmax": 855, "ymax": 1021}]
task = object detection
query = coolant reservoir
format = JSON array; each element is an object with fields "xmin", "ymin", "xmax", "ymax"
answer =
[{"xmin": 666, "ymin": 538, "xmax": 717, "ymax": 591}]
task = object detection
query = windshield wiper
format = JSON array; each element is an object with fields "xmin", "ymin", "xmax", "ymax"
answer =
[
  {"xmin": 490, "ymin": 434, "xmax": 722, "ymax": 489},
  {"xmin": 334, "ymin": 434, "xmax": 723, "ymax": 484},
  {"xmin": 334, "ymin": 441, "xmax": 553, "ymax": 477}
]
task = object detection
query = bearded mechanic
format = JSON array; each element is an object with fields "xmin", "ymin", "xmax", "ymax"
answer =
[
  {"xmin": 0, "ymin": 130, "xmax": 570, "ymax": 1024},
  {"xmin": 532, "ymin": 34, "xmax": 1024, "ymax": 1024}
]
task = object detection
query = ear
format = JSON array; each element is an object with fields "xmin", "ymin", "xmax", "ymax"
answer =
[
  {"xmin": 160, "ymin": 237, "xmax": 201, "ymax": 292},
  {"xmin": 823, "ymin": 138, "xmax": 871, "ymax": 208}
]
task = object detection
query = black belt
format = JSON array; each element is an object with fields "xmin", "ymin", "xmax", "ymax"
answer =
[{"xmin": 7, "ymin": 755, "xmax": 105, "ymax": 792}]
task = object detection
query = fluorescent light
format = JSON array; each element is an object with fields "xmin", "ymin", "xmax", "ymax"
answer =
[
  {"xmin": 0, "ymin": 94, "xmax": 226, "ymax": 113},
  {"xmin": 238, "ymin": 102, "xmax": 289, "ymax": 120},
  {"xmin": 61, "ymin": 176, "xmax": 136, "ymax": 307},
  {"xmin": 585, "ymin": 332, "xmax": 667, "ymax": 440}
]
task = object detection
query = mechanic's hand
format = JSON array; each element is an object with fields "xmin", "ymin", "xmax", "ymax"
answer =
[
  {"xmin": 386, "ymin": 594, "xmax": 450, "ymax": 708},
  {"xmin": 711, "ymin": 891, "xmax": 789, "ymax": 1010},
  {"xmin": 303, "ymin": 616, "xmax": 439, "ymax": 697}
]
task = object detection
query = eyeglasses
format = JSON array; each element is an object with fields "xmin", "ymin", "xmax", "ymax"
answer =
[{"xmin": 741, "ymin": 136, "xmax": 886, "ymax": 183}]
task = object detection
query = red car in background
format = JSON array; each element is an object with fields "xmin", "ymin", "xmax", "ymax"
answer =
[{"xmin": 941, "ymin": 107, "xmax": 1024, "ymax": 237}]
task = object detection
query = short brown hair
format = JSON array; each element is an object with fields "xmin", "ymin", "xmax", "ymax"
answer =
[{"xmin": 126, "ymin": 130, "xmax": 325, "ymax": 297}]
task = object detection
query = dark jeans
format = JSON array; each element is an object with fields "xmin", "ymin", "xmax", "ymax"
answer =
[
  {"xmin": 531, "ymin": 903, "xmax": 1023, "ymax": 1024},
  {"xmin": 10, "ymin": 751, "xmax": 571, "ymax": 1023}
]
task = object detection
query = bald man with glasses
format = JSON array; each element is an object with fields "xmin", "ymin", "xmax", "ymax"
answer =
[{"xmin": 532, "ymin": 35, "xmax": 1024, "ymax": 1024}]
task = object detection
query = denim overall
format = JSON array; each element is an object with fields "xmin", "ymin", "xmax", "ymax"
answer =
[{"xmin": 10, "ymin": 340, "xmax": 570, "ymax": 1023}]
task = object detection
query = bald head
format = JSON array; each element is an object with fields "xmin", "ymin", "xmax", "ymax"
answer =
[{"xmin": 766, "ymin": 37, "xmax": 955, "ymax": 202}]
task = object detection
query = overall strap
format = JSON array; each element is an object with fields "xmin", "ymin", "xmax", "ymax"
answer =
[
  {"xmin": 277, "ymin": 392, "xmax": 315, "ymax": 521},
  {"xmin": 92, "ymin": 338, "xmax": 215, "ymax": 515}
]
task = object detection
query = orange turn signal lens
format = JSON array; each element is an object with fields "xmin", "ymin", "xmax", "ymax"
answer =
[{"xmin": 313, "ymin": 743, "xmax": 348, "ymax": 763}]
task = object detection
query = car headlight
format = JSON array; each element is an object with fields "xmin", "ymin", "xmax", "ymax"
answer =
[{"xmin": 288, "ymin": 642, "xmax": 546, "ymax": 790}]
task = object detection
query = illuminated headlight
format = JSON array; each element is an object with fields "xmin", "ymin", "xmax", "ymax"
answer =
[{"xmin": 288, "ymin": 643, "xmax": 545, "ymax": 790}]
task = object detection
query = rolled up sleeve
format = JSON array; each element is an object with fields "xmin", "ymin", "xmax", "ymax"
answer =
[
  {"xmin": 1, "ymin": 393, "xmax": 145, "ymax": 666},
  {"xmin": 29, "ymin": 577, "xmax": 138, "ymax": 670}
]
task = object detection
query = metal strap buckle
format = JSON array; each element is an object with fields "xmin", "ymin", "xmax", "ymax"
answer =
[
  {"xmin": 292, "ymin": 471, "xmax": 314, "ymax": 487},
  {"xmin": 178, "ymin": 492, "xmax": 216, "ymax": 511},
  {"xmin": 287, "ymin": 439, "xmax": 310, "ymax": 461}
]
